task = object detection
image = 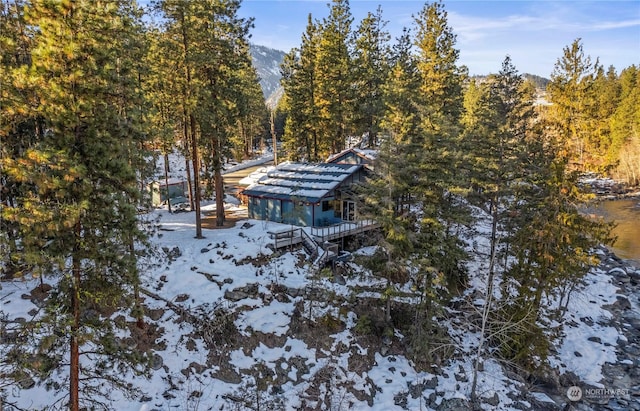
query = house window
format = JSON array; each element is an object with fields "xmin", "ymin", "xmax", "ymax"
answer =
[
  {"xmin": 322, "ymin": 200, "xmax": 334, "ymax": 212},
  {"xmin": 333, "ymin": 200, "xmax": 342, "ymax": 219},
  {"xmin": 342, "ymin": 201, "xmax": 355, "ymax": 222}
]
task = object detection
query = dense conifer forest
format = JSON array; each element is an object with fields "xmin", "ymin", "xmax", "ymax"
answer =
[{"xmin": 1, "ymin": 0, "xmax": 638, "ymax": 409}]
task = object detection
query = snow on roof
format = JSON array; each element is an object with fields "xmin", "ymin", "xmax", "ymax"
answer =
[
  {"xmin": 352, "ymin": 148, "xmax": 378, "ymax": 160},
  {"xmin": 275, "ymin": 161, "xmax": 361, "ymax": 175},
  {"xmin": 149, "ymin": 178, "xmax": 186, "ymax": 186},
  {"xmin": 326, "ymin": 147, "xmax": 378, "ymax": 163},
  {"xmin": 242, "ymin": 162, "xmax": 361, "ymax": 203},
  {"xmin": 258, "ymin": 177, "xmax": 341, "ymax": 191},
  {"xmin": 238, "ymin": 166, "xmax": 274, "ymax": 186}
]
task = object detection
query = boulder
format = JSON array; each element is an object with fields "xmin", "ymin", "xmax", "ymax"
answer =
[
  {"xmin": 151, "ymin": 353, "xmax": 164, "ymax": 370},
  {"xmin": 224, "ymin": 289, "xmax": 249, "ymax": 301},
  {"xmin": 613, "ymin": 295, "xmax": 632, "ymax": 310},
  {"xmin": 483, "ymin": 392, "xmax": 500, "ymax": 407},
  {"xmin": 437, "ymin": 398, "xmax": 471, "ymax": 411}
]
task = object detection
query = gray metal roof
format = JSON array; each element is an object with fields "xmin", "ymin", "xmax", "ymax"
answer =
[{"xmin": 242, "ymin": 162, "xmax": 362, "ymax": 203}]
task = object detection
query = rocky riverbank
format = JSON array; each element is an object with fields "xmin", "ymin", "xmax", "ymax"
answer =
[
  {"xmin": 595, "ymin": 249, "xmax": 640, "ymax": 411},
  {"xmin": 544, "ymin": 247, "xmax": 640, "ymax": 411},
  {"xmin": 493, "ymin": 247, "xmax": 640, "ymax": 411},
  {"xmin": 580, "ymin": 174, "xmax": 640, "ymax": 200}
]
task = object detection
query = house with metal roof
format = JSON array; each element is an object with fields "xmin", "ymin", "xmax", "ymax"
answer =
[{"xmin": 242, "ymin": 162, "xmax": 366, "ymax": 227}]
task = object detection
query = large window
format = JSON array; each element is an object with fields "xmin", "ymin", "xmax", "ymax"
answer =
[{"xmin": 342, "ymin": 201, "xmax": 355, "ymax": 222}]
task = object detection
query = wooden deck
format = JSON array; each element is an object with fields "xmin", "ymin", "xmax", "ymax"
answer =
[
  {"xmin": 269, "ymin": 220, "xmax": 378, "ymax": 251},
  {"xmin": 268, "ymin": 227, "xmax": 304, "ymax": 249},
  {"xmin": 310, "ymin": 220, "xmax": 378, "ymax": 243}
]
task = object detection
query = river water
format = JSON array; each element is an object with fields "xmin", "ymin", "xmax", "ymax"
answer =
[{"xmin": 588, "ymin": 199, "xmax": 640, "ymax": 266}]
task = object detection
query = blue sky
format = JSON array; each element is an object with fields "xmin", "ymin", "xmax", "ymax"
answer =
[{"xmin": 237, "ymin": 0, "xmax": 640, "ymax": 76}]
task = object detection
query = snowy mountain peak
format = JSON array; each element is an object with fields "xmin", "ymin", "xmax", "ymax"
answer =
[{"xmin": 249, "ymin": 44, "xmax": 286, "ymax": 104}]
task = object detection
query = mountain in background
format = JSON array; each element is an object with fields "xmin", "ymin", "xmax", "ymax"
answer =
[
  {"xmin": 471, "ymin": 73, "xmax": 550, "ymax": 90},
  {"xmin": 249, "ymin": 44, "xmax": 286, "ymax": 106},
  {"xmin": 250, "ymin": 43, "xmax": 551, "ymax": 108},
  {"xmin": 523, "ymin": 73, "xmax": 550, "ymax": 90}
]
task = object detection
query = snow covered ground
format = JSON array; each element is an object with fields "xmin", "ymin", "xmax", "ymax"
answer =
[{"xmin": 1, "ymin": 155, "xmax": 637, "ymax": 410}]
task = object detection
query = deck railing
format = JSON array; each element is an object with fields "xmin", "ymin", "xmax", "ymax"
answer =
[
  {"xmin": 310, "ymin": 219, "xmax": 378, "ymax": 243},
  {"xmin": 269, "ymin": 219, "xmax": 378, "ymax": 251},
  {"xmin": 268, "ymin": 227, "xmax": 302, "ymax": 250}
]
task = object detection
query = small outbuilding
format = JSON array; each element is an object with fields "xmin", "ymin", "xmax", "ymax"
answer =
[
  {"xmin": 242, "ymin": 162, "xmax": 366, "ymax": 227},
  {"xmin": 147, "ymin": 178, "xmax": 187, "ymax": 206}
]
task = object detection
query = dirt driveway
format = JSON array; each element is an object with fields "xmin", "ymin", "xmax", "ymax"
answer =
[{"xmin": 201, "ymin": 207, "xmax": 248, "ymax": 229}]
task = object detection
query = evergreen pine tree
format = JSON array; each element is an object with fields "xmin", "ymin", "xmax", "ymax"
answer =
[
  {"xmin": 366, "ymin": 30, "xmax": 422, "ymax": 266},
  {"xmin": 315, "ymin": 0, "xmax": 354, "ymax": 158},
  {"xmin": 495, "ymin": 91, "xmax": 614, "ymax": 371},
  {"xmin": 412, "ymin": 1, "xmax": 468, "ymax": 290},
  {"xmin": 2, "ymin": 1, "xmax": 151, "ymax": 409},
  {"xmin": 460, "ymin": 56, "xmax": 537, "ymax": 399},
  {"xmin": 144, "ymin": 27, "xmax": 179, "ymax": 213},
  {"xmin": 546, "ymin": 38, "xmax": 601, "ymax": 170},
  {"xmin": 591, "ymin": 65, "xmax": 622, "ymax": 170},
  {"xmin": 0, "ymin": 0, "xmax": 39, "ymax": 278},
  {"xmin": 375, "ymin": 30, "xmax": 422, "ymax": 220},
  {"xmin": 358, "ymin": 30, "xmax": 440, "ymax": 366},
  {"xmin": 609, "ymin": 65, "xmax": 640, "ymax": 185},
  {"xmin": 352, "ymin": 6, "xmax": 391, "ymax": 147},
  {"xmin": 462, "ymin": 56, "xmax": 535, "ymax": 276},
  {"xmin": 192, "ymin": 0, "xmax": 252, "ymax": 226},
  {"xmin": 506, "ymin": 149, "xmax": 613, "ymax": 329},
  {"xmin": 280, "ymin": 47, "xmax": 305, "ymax": 160},
  {"xmin": 232, "ymin": 57, "xmax": 269, "ymax": 160},
  {"xmin": 158, "ymin": 0, "xmax": 205, "ymax": 236},
  {"xmin": 280, "ymin": 15, "xmax": 321, "ymax": 161},
  {"xmin": 158, "ymin": 0, "xmax": 253, "ymax": 228}
]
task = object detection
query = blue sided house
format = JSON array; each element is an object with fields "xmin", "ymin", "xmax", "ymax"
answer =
[{"xmin": 242, "ymin": 162, "xmax": 367, "ymax": 227}]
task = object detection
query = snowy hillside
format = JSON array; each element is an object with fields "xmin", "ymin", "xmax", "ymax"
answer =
[{"xmin": 1, "ymin": 155, "xmax": 639, "ymax": 410}]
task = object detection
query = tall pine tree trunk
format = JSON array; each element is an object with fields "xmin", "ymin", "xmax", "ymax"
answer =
[
  {"xmin": 182, "ymin": 114, "xmax": 194, "ymax": 210},
  {"xmin": 185, "ymin": 156, "xmax": 193, "ymax": 209},
  {"xmin": 312, "ymin": 130, "xmax": 318, "ymax": 162},
  {"xmin": 270, "ymin": 110, "xmax": 278, "ymax": 165},
  {"xmin": 190, "ymin": 114, "xmax": 203, "ymax": 238},
  {"xmin": 70, "ymin": 220, "xmax": 82, "ymax": 411},
  {"xmin": 213, "ymin": 136, "xmax": 225, "ymax": 227},
  {"xmin": 471, "ymin": 196, "xmax": 499, "ymax": 405},
  {"xmin": 164, "ymin": 152, "xmax": 172, "ymax": 213},
  {"xmin": 129, "ymin": 238, "xmax": 145, "ymax": 329},
  {"xmin": 240, "ymin": 121, "xmax": 249, "ymax": 158},
  {"xmin": 215, "ymin": 166, "xmax": 225, "ymax": 226},
  {"xmin": 179, "ymin": 9, "xmax": 202, "ymax": 238}
]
